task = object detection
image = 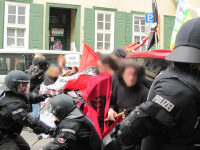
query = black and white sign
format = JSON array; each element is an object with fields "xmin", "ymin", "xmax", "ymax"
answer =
[{"xmin": 65, "ymin": 54, "xmax": 80, "ymax": 67}]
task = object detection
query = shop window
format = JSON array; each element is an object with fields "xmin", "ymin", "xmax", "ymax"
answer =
[
  {"xmin": 150, "ymin": 62, "xmax": 160, "ymax": 73},
  {"xmin": 3, "ymin": 2, "xmax": 30, "ymax": 49},
  {"xmin": 144, "ymin": 59, "xmax": 153, "ymax": 69},
  {"xmin": 49, "ymin": 12, "xmax": 68, "ymax": 25},
  {"xmin": 95, "ymin": 10, "xmax": 115, "ymax": 52},
  {"xmin": 132, "ymin": 15, "xmax": 148, "ymax": 51}
]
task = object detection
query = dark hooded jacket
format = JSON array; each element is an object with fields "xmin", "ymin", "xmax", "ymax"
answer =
[{"xmin": 27, "ymin": 58, "xmax": 48, "ymax": 93}]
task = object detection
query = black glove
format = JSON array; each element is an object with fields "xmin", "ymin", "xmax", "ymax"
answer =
[
  {"xmin": 33, "ymin": 127, "xmax": 55, "ymax": 135},
  {"xmin": 124, "ymin": 107, "xmax": 136, "ymax": 117},
  {"xmin": 39, "ymin": 93, "xmax": 53, "ymax": 100}
]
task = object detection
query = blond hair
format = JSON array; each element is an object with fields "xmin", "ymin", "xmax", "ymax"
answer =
[
  {"xmin": 57, "ymin": 55, "xmax": 66, "ymax": 64},
  {"xmin": 35, "ymin": 53, "xmax": 46, "ymax": 59},
  {"xmin": 46, "ymin": 66, "xmax": 59, "ymax": 77}
]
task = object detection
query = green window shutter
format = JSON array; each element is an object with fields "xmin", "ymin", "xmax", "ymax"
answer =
[
  {"xmin": 29, "ymin": 3, "xmax": 43, "ymax": 50},
  {"xmin": 151, "ymin": 43, "xmax": 156, "ymax": 50},
  {"xmin": 114, "ymin": 11, "xmax": 126, "ymax": 48},
  {"xmin": 164, "ymin": 15, "xmax": 175, "ymax": 49},
  {"xmin": 0, "ymin": 1, "xmax": 5, "ymax": 49},
  {"xmin": 84, "ymin": 8, "xmax": 95, "ymax": 49},
  {"xmin": 125, "ymin": 13, "xmax": 132, "ymax": 45}
]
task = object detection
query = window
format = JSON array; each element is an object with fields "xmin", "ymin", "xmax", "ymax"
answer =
[
  {"xmin": 132, "ymin": 15, "xmax": 147, "ymax": 51},
  {"xmin": 4, "ymin": 2, "xmax": 30, "ymax": 49},
  {"xmin": 95, "ymin": 10, "xmax": 115, "ymax": 52}
]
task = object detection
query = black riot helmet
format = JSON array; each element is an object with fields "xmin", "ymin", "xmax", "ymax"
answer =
[
  {"xmin": 50, "ymin": 94, "xmax": 77, "ymax": 121},
  {"xmin": 166, "ymin": 18, "xmax": 200, "ymax": 63},
  {"xmin": 0, "ymin": 70, "xmax": 30, "ymax": 95}
]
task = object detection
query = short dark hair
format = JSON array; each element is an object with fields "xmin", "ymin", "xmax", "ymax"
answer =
[{"xmin": 99, "ymin": 54, "xmax": 119, "ymax": 71}]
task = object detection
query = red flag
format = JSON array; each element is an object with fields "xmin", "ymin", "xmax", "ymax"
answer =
[
  {"xmin": 63, "ymin": 74, "xmax": 91, "ymax": 99},
  {"xmin": 85, "ymin": 72, "xmax": 112, "ymax": 139},
  {"xmin": 123, "ymin": 32, "xmax": 150, "ymax": 52},
  {"xmin": 78, "ymin": 41, "xmax": 98, "ymax": 73}
]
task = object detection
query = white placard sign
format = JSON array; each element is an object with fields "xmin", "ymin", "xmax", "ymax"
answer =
[{"xmin": 65, "ymin": 54, "xmax": 80, "ymax": 67}]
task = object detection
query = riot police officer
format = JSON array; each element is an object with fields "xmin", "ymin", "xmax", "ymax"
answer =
[
  {"xmin": 33, "ymin": 94, "xmax": 101, "ymax": 150},
  {"xmin": 0, "ymin": 70, "xmax": 53, "ymax": 150},
  {"xmin": 102, "ymin": 18, "xmax": 200, "ymax": 150}
]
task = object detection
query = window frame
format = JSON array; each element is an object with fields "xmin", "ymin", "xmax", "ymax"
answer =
[
  {"xmin": 3, "ymin": 1, "xmax": 30, "ymax": 49},
  {"xmin": 132, "ymin": 14, "xmax": 148, "ymax": 51},
  {"xmin": 95, "ymin": 10, "xmax": 115, "ymax": 53}
]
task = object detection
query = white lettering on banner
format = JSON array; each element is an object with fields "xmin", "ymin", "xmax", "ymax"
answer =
[
  {"xmin": 12, "ymin": 108, "xmax": 23, "ymax": 115},
  {"xmin": 152, "ymin": 95, "xmax": 175, "ymax": 112},
  {"xmin": 65, "ymin": 54, "xmax": 80, "ymax": 67}
]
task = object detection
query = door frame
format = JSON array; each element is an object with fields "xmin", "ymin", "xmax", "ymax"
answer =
[{"xmin": 45, "ymin": 3, "xmax": 81, "ymax": 51}]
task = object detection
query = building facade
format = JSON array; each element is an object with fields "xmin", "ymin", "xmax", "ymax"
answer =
[{"xmin": 0, "ymin": 0, "xmax": 200, "ymax": 52}]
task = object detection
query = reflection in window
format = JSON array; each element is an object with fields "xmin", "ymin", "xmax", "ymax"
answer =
[{"xmin": 144, "ymin": 59, "xmax": 153, "ymax": 69}]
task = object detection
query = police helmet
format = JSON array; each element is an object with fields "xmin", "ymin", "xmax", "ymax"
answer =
[
  {"xmin": 50, "ymin": 94, "xmax": 77, "ymax": 121},
  {"xmin": 166, "ymin": 18, "xmax": 200, "ymax": 63},
  {"xmin": 0, "ymin": 70, "xmax": 30, "ymax": 95}
]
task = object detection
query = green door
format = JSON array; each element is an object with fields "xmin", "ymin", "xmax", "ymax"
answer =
[
  {"xmin": 164, "ymin": 15, "xmax": 176, "ymax": 49},
  {"xmin": 0, "ymin": 0, "xmax": 5, "ymax": 49}
]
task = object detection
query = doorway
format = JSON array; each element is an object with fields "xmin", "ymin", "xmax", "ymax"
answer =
[{"xmin": 45, "ymin": 4, "xmax": 81, "ymax": 51}]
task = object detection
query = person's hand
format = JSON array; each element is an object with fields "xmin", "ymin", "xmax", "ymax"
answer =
[
  {"xmin": 122, "ymin": 109, "xmax": 126, "ymax": 119},
  {"xmin": 33, "ymin": 127, "xmax": 55, "ymax": 135},
  {"xmin": 108, "ymin": 108, "xmax": 117, "ymax": 121},
  {"xmin": 71, "ymin": 65, "xmax": 76, "ymax": 74},
  {"xmin": 40, "ymin": 93, "xmax": 52, "ymax": 100}
]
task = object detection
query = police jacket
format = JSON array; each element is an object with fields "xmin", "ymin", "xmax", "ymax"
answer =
[
  {"xmin": 43, "ymin": 108, "xmax": 101, "ymax": 150},
  {"xmin": 140, "ymin": 65, "xmax": 200, "ymax": 150},
  {"xmin": 0, "ymin": 91, "xmax": 49, "ymax": 135}
]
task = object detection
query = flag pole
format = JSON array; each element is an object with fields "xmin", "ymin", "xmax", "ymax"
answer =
[{"xmin": 155, "ymin": 32, "xmax": 157, "ymax": 50}]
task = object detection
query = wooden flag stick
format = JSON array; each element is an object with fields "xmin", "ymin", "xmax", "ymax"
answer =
[
  {"xmin": 31, "ymin": 139, "xmax": 39, "ymax": 146},
  {"xmin": 105, "ymin": 112, "xmax": 124, "ymax": 122}
]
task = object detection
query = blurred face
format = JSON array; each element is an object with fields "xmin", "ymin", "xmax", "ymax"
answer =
[
  {"xmin": 17, "ymin": 82, "xmax": 30, "ymax": 95},
  {"xmin": 57, "ymin": 58, "xmax": 65, "ymax": 65},
  {"xmin": 34, "ymin": 55, "xmax": 41, "ymax": 59},
  {"xmin": 53, "ymin": 114, "xmax": 60, "ymax": 122},
  {"xmin": 97, "ymin": 60, "xmax": 106, "ymax": 74},
  {"xmin": 122, "ymin": 67, "xmax": 137, "ymax": 87},
  {"xmin": 55, "ymin": 70, "xmax": 60, "ymax": 77}
]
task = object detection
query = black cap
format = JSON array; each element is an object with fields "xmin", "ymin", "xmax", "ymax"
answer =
[
  {"xmin": 113, "ymin": 47, "xmax": 126, "ymax": 58},
  {"xmin": 166, "ymin": 18, "xmax": 200, "ymax": 63}
]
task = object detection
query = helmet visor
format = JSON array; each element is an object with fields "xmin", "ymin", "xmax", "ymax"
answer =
[
  {"xmin": 40, "ymin": 98, "xmax": 54, "ymax": 115},
  {"xmin": 16, "ymin": 80, "xmax": 30, "ymax": 95}
]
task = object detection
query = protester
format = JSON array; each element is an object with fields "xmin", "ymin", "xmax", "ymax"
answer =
[
  {"xmin": 34, "ymin": 53, "xmax": 45, "ymax": 59},
  {"xmin": 27, "ymin": 58, "xmax": 48, "ymax": 132},
  {"xmin": 102, "ymin": 18, "xmax": 200, "ymax": 150},
  {"xmin": 112, "ymin": 47, "xmax": 127, "ymax": 59},
  {"xmin": 57, "ymin": 55, "xmax": 78, "ymax": 76},
  {"xmin": 108, "ymin": 60, "xmax": 149, "ymax": 121},
  {"xmin": 44, "ymin": 66, "xmax": 60, "ymax": 86},
  {"xmin": 0, "ymin": 70, "xmax": 53, "ymax": 150},
  {"xmin": 34, "ymin": 94, "xmax": 101, "ymax": 150}
]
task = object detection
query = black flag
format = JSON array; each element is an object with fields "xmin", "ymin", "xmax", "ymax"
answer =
[{"xmin": 147, "ymin": 0, "xmax": 158, "ymax": 50}]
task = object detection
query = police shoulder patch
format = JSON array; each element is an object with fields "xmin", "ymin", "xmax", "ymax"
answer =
[
  {"xmin": 12, "ymin": 108, "xmax": 23, "ymax": 115},
  {"xmin": 57, "ymin": 137, "xmax": 66, "ymax": 143},
  {"xmin": 152, "ymin": 95, "xmax": 175, "ymax": 112}
]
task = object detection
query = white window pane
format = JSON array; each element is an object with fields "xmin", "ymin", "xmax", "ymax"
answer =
[
  {"xmin": 141, "ymin": 44, "xmax": 146, "ymax": 51},
  {"xmin": 105, "ymin": 14, "xmax": 111, "ymax": 22},
  {"xmin": 8, "ymin": 15, "xmax": 16, "ymax": 24},
  {"xmin": 97, "ymin": 22, "xmax": 103, "ymax": 30},
  {"xmin": 8, "ymin": 6, "xmax": 16, "ymax": 14},
  {"xmin": 17, "ymin": 29, "xmax": 24, "ymax": 37},
  {"xmin": 18, "ymin": 16, "xmax": 25, "ymax": 24},
  {"xmin": 17, "ymin": 38, "xmax": 24, "ymax": 46},
  {"xmin": 141, "ymin": 26, "xmax": 145, "ymax": 33},
  {"xmin": 105, "ymin": 34, "xmax": 111, "ymax": 42},
  {"xmin": 105, "ymin": 23, "xmax": 111, "ymax": 30},
  {"xmin": 7, "ymin": 38, "xmax": 15, "ymax": 46},
  {"xmin": 97, "ymin": 34, "xmax": 103, "ymax": 41},
  {"xmin": 140, "ymin": 18, "xmax": 145, "ymax": 25},
  {"xmin": 97, "ymin": 42, "xmax": 103, "ymax": 50},
  {"xmin": 98, "ymin": 14, "xmax": 103, "ymax": 21},
  {"xmin": 105, "ymin": 43, "xmax": 110, "ymax": 50},
  {"xmin": 134, "ymin": 25, "xmax": 139, "ymax": 32},
  {"xmin": 18, "ymin": 7, "xmax": 25, "ymax": 15},
  {"xmin": 7, "ymin": 29, "xmax": 15, "ymax": 37},
  {"xmin": 134, "ymin": 36, "xmax": 140, "ymax": 42},
  {"xmin": 134, "ymin": 17, "xmax": 139, "ymax": 24}
]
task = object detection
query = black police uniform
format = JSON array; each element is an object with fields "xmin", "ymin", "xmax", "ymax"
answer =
[
  {"xmin": 43, "ymin": 108, "xmax": 101, "ymax": 150},
  {"xmin": 0, "ymin": 91, "xmax": 52, "ymax": 150}
]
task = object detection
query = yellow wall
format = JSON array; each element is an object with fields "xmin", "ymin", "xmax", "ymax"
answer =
[{"xmin": 33, "ymin": 0, "xmax": 200, "ymax": 51}]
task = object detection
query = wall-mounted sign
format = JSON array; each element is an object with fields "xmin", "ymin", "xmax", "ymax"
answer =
[
  {"xmin": 51, "ymin": 28, "xmax": 64, "ymax": 36},
  {"xmin": 65, "ymin": 54, "xmax": 80, "ymax": 67}
]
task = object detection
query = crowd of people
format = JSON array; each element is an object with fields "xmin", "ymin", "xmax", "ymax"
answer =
[{"xmin": 1, "ymin": 18, "xmax": 200, "ymax": 150}]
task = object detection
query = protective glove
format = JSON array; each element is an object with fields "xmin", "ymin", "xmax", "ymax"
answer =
[
  {"xmin": 39, "ymin": 93, "xmax": 53, "ymax": 100},
  {"xmin": 33, "ymin": 127, "xmax": 55, "ymax": 135}
]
